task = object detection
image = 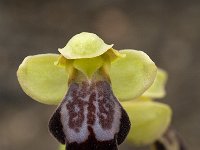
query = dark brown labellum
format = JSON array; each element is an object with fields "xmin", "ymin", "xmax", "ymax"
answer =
[{"xmin": 49, "ymin": 80, "xmax": 130, "ymax": 150}]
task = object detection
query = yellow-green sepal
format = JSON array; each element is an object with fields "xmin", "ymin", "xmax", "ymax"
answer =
[
  {"xmin": 110, "ymin": 49, "xmax": 157, "ymax": 101},
  {"xmin": 122, "ymin": 101, "xmax": 172, "ymax": 146},
  {"xmin": 17, "ymin": 54, "xmax": 68, "ymax": 105},
  {"xmin": 58, "ymin": 32, "xmax": 113, "ymax": 59},
  {"xmin": 58, "ymin": 144, "xmax": 65, "ymax": 150},
  {"xmin": 142, "ymin": 68, "xmax": 168, "ymax": 99}
]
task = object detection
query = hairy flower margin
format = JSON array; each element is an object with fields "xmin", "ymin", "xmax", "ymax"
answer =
[{"xmin": 17, "ymin": 32, "xmax": 174, "ymax": 149}]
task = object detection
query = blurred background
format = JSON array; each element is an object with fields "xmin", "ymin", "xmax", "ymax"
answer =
[{"xmin": 0, "ymin": 0, "xmax": 199, "ymax": 150}]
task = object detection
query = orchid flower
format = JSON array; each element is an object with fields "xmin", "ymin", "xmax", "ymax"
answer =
[{"xmin": 17, "ymin": 32, "xmax": 172, "ymax": 150}]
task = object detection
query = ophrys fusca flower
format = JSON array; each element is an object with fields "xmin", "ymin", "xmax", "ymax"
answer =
[{"xmin": 17, "ymin": 32, "xmax": 158, "ymax": 150}]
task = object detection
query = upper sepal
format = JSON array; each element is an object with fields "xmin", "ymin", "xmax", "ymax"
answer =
[{"xmin": 58, "ymin": 32, "xmax": 113, "ymax": 59}]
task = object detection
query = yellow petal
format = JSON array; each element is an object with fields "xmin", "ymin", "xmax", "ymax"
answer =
[{"xmin": 17, "ymin": 54, "xmax": 68, "ymax": 105}]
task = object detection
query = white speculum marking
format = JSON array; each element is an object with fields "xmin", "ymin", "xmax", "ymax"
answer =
[{"xmin": 60, "ymin": 81, "xmax": 122, "ymax": 144}]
